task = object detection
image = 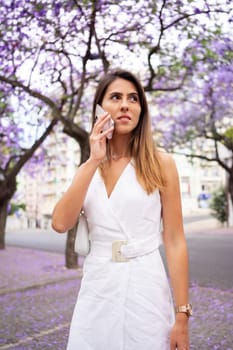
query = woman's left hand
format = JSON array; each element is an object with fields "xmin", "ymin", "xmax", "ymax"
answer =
[{"xmin": 170, "ymin": 314, "xmax": 190, "ymax": 350}]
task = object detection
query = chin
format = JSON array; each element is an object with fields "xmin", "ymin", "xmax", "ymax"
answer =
[{"xmin": 115, "ymin": 129, "xmax": 132, "ymax": 136}]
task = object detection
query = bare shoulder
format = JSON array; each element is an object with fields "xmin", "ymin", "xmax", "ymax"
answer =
[
  {"xmin": 157, "ymin": 150, "xmax": 179, "ymax": 187},
  {"xmin": 157, "ymin": 150, "xmax": 180, "ymax": 194},
  {"xmin": 157, "ymin": 149, "xmax": 176, "ymax": 168}
]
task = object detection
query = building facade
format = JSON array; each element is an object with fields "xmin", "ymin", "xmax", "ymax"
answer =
[{"xmin": 10, "ymin": 129, "xmax": 226, "ymax": 229}]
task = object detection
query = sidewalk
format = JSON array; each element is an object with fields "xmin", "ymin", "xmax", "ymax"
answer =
[
  {"xmin": 0, "ymin": 247, "xmax": 82, "ymax": 350},
  {"xmin": 185, "ymin": 219, "xmax": 232, "ymax": 235},
  {"xmin": 0, "ymin": 225, "xmax": 233, "ymax": 349},
  {"xmin": 0, "ymin": 247, "xmax": 83, "ymax": 296}
]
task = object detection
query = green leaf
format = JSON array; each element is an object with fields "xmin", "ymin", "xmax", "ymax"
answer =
[
  {"xmin": 224, "ymin": 127, "xmax": 233, "ymax": 141},
  {"xmin": 209, "ymin": 187, "xmax": 227, "ymax": 223}
]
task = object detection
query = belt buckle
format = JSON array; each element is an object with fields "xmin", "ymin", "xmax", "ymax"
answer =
[{"xmin": 112, "ymin": 240, "xmax": 129, "ymax": 262}]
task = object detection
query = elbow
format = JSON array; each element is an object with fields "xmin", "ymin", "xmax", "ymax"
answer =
[
  {"xmin": 51, "ymin": 218, "xmax": 67, "ymax": 234},
  {"xmin": 51, "ymin": 207, "xmax": 69, "ymax": 233},
  {"xmin": 51, "ymin": 206, "xmax": 78, "ymax": 233}
]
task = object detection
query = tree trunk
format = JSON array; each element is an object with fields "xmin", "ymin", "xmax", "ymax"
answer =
[
  {"xmin": 79, "ymin": 138, "xmax": 90, "ymax": 165},
  {"xmin": 0, "ymin": 200, "xmax": 8, "ymax": 249},
  {"xmin": 65, "ymin": 222, "xmax": 78, "ymax": 269},
  {"xmin": 65, "ymin": 136, "xmax": 90, "ymax": 268},
  {"xmin": 227, "ymin": 172, "xmax": 233, "ymax": 226},
  {"xmin": 228, "ymin": 173, "xmax": 233, "ymax": 206}
]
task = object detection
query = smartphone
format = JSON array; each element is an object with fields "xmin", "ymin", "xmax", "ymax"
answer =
[{"xmin": 95, "ymin": 104, "xmax": 114, "ymax": 139}]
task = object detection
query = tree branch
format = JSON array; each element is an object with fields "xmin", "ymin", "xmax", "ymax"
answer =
[
  {"xmin": 60, "ymin": 115, "xmax": 88, "ymax": 142},
  {"xmin": 0, "ymin": 119, "xmax": 58, "ymax": 204},
  {"xmin": 164, "ymin": 9, "xmax": 228, "ymax": 31},
  {"xmin": 0, "ymin": 75, "xmax": 61, "ymax": 116},
  {"xmin": 174, "ymin": 151, "xmax": 231, "ymax": 174},
  {"xmin": 146, "ymin": 5, "xmax": 228, "ymax": 90},
  {"xmin": 144, "ymin": 69, "xmax": 188, "ymax": 92},
  {"xmin": 70, "ymin": 1, "xmax": 98, "ymax": 120},
  {"xmin": 8, "ymin": 119, "xmax": 58, "ymax": 180}
]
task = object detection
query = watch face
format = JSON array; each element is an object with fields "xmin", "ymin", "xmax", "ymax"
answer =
[{"xmin": 176, "ymin": 304, "xmax": 193, "ymax": 317}]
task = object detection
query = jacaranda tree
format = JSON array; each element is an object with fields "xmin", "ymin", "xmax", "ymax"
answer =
[
  {"xmin": 152, "ymin": 36, "xmax": 233, "ymax": 212},
  {"xmin": 0, "ymin": 0, "xmax": 231, "ymax": 266},
  {"xmin": 0, "ymin": 89, "xmax": 57, "ymax": 248}
]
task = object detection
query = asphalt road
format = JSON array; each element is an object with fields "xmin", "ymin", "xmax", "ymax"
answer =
[
  {"xmin": 160, "ymin": 231, "xmax": 233, "ymax": 291},
  {"xmin": 2, "ymin": 215, "xmax": 233, "ymax": 350},
  {"xmin": 5, "ymin": 215, "xmax": 233, "ymax": 291},
  {"xmin": 5, "ymin": 213, "xmax": 212, "ymax": 254}
]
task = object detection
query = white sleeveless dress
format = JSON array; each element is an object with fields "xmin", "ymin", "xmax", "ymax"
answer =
[{"xmin": 67, "ymin": 161, "xmax": 175, "ymax": 350}]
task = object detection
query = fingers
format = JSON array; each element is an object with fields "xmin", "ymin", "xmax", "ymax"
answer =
[
  {"xmin": 170, "ymin": 344, "xmax": 189, "ymax": 350},
  {"xmin": 89, "ymin": 113, "xmax": 114, "ymax": 162},
  {"xmin": 170, "ymin": 321, "xmax": 190, "ymax": 350},
  {"xmin": 170, "ymin": 342, "xmax": 189, "ymax": 350},
  {"xmin": 94, "ymin": 112, "xmax": 110, "ymax": 128},
  {"xmin": 92, "ymin": 113, "xmax": 114, "ymax": 139},
  {"xmin": 170, "ymin": 336, "xmax": 189, "ymax": 350}
]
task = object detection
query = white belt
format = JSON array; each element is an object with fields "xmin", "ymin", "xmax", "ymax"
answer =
[{"xmin": 90, "ymin": 235, "xmax": 161, "ymax": 262}]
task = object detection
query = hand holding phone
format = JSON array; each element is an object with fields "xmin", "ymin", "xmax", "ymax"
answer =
[{"xmin": 95, "ymin": 104, "xmax": 114, "ymax": 139}]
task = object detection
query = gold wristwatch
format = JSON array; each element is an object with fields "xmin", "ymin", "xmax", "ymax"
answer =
[{"xmin": 175, "ymin": 303, "xmax": 193, "ymax": 317}]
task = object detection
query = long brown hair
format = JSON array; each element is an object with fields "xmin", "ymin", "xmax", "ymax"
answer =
[{"xmin": 91, "ymin": 69, "xmax": 165, "ymax": 194}]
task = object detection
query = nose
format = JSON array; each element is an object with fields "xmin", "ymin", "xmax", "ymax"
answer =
[{"xmin": 120, "ymin": 98, "xmax": 129, "ymax": 111}]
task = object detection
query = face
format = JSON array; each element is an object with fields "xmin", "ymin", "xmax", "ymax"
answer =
[{"xmin": 101, "ymin": 78, "xmax": 141, "ymax": 136}]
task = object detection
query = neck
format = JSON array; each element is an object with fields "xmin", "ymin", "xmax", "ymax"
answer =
[
  {"xmin": 109, "ymin": 135, "xmax": 131, "ymax": 160},
  {"xmin": 110, "ymin": 152, "xmax": 130, "ymax": 161}
]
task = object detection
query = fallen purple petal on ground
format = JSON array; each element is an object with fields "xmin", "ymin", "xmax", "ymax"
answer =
[{"xmin": 1, "ymin": 246, "xmax": 232, "ymax": 349}]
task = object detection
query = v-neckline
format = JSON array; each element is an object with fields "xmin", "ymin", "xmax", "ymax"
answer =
[{"xmin": 98, "ymin": 159, "xmax": 132, "ymax": 199}]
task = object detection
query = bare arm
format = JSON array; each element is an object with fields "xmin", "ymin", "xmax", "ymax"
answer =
[
  {"xmin": 51, "ymin": 113, "xmax": 114, "ymax": 233},
  {"xmin": 159, "ymin": 152, "xmax": 190, "ymax": 349},
  {"xmin": 51, "ymin": 159, "xmax": 100, "ymax": 233}
]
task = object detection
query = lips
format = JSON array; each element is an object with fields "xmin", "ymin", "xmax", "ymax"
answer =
[{"xmin": 118, "ymin": 115, "xmax": 131, "ymax": 120}]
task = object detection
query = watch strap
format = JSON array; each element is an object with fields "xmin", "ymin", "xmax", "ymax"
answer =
[{"xmin": 175, "ymin": 303, "xmax": 193, "ymax": 317}]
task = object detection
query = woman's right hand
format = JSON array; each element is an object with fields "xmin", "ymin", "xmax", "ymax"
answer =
[{"xmin": 89, "ymin": 113, "xmax": 114, "ymax": 163}]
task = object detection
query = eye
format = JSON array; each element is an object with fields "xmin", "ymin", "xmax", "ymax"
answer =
[
  {"xmin": 110, "ymin": 93, "xmax": 121, "ymax": 100},
  {"xmin": 129, "ymin": 94, "xmax": 139, "ymax": 102}
]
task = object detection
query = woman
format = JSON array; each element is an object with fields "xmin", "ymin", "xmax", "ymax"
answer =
[{"xmin": 52, "ymin": 69, "xmax": 191, "ymax": 350}]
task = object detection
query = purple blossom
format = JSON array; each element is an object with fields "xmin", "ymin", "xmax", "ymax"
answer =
[
  {"xmin": 0, "ymin": 0, "xmax": 232, "ymax": 211},
  {"xmin": 194, "ymin": 8, "xmax": 201, "ymax": 14}
]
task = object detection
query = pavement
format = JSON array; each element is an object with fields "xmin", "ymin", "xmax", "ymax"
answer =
[{"xmin": 0, "ymin": 214, "xmax": 233, "ymax": 350}]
